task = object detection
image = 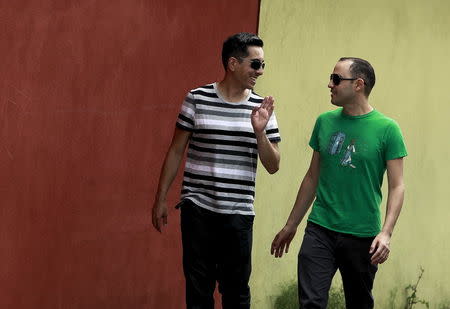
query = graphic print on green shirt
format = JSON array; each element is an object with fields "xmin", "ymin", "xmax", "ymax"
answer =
[{"xmin": 308, "ymin": 108, "xmax": 408, "ymax": 237}]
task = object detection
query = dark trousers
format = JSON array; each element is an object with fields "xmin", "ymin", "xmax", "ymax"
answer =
[
  {"xmin": 298, "ymin": 222, "xmax": 378, "ymax": 309},
  {"xmin": 180, "ymin": 200, "xmax": 254, "ymax": 309}
]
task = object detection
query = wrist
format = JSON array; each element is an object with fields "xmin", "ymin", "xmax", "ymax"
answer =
[
  {"xmin": 155, "ymin": 193, "xmax": 167, "ymax": 204},
  {"xmin": 254, "ymin": 130, "xmax": 266, "ymax": 139},
  {"xmin": 380, "ymin": 229, "xmax": 392, "ymax": 237},
  {"xmin": 285, "ymin": 220, "xmax": 299, "ymax": 229}
]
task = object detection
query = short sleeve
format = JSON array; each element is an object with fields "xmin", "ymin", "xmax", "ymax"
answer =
[
  {"xmin": 176, "ymin": 92, "xmax": 196, "ymax": 132},
  {"xmin": 265, "ymin": 112, "xmax": 281, "ymax": 143},
  {"xmin": 308, "ymin": 116, "xmax": 321, "ymax": 151},
  {"xmin": 384, "ymin": 121, "xmax": 408, "ymax": 160}
]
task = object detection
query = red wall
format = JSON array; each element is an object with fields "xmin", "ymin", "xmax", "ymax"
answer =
[{"xmin": 0, "ymin": 1, "xmax": 260, "ymax": 308}]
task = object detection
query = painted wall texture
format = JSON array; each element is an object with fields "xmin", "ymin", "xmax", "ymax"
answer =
[
  {"xmin": 251, "ymin": 0, "xmax": 450, "ymax": 308},
  {"xmin": 0, "ymin": 1, "xmax": 260, "ymax": 308}
]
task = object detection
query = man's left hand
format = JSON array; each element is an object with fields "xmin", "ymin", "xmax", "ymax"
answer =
[
  {"xmin": 251, "ymin": 96, "xmax": 274, "ymax": 135},
  {"xmin": 369, "ymin": 231, "xmax": 391, "ymax": 265}
]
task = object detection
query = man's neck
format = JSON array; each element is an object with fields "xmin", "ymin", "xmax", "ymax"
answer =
[
  {"xmin": 342, "ymin": 97, "xmax": 373, "ymax": 116},
  {"xmin": 217, "ymin": 78, "xmax": 250, "ymax": 103}
]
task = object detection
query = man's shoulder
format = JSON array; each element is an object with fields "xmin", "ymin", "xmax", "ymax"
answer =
[
  {"xmin": 183, "ymin": 83, "xmax": 220, "ymax": 104},
  {"xmin": 189, "ymin": 83, "xmax": 214, "ymax": 92},
  {"xmin": 371, "ymin": 110, "xmax": 402, "ymax": 129},
  {"xmin": 249, "ymin": 91, "xmax": 264, "ymax": 103},
  {"xmin": 188, "ymin": 83, "xmax": 216, "ymax": 96},
  {"xmin": 317, "ymin": 108, "xmax": 342, "ymax": 120}
]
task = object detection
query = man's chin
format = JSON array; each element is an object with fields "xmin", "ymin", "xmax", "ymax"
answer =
[{"xmin": 330, "ymin": 100, "xmax": 341, "ymax": 106}]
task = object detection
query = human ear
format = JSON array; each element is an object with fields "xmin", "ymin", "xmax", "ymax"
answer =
[
  {"xmin": 355, "ymin": 78, "xmax": 365, "ymax": 91},
  {"xmin": 228, "ymin": 57, "xmax": 238, "ymax": 72}
]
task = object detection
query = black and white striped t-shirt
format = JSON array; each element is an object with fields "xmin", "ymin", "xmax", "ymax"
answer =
[{"xmin": 176, "ymin": 83, "xmax": 281, "ymax": 215}]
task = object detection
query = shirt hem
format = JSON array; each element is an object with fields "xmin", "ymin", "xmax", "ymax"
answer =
[
  {"xmin": 307, "ymin": 218, "xmax": 379, "ymax": 238},
  {"xmin": 182, "ymin": 197, "xmax": 255, "ymax": 216}
]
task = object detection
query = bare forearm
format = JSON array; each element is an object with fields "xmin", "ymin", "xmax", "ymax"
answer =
[
  {"xmin": 381, "ymin": 184, "xmax": 405, "ymax": 236},
  {"xmin": 155, "ymin": 148, "xmax": 185, "ymax": 202},
  {"xmin": 256, "ymin": 132, "xmax": 280, "ymax": 174},
  {"xmin": 286, "ymin": 173, "xmax": 317, "ymax": 227}
]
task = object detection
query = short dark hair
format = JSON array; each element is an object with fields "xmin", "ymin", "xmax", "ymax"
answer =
[
  {"xmin": 339, "ymin": 57, "xmax": 376, "ymax": 96},
  {"xmin": 222, "ymin": 32, "xmax": 264, "ymax": 70}
]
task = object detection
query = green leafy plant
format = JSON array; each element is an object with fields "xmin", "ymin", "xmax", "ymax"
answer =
[
  {"xmin": 438, "ymin": 300, "xmax": 450, "ymax": 309},
  {"xmin": 404, "ymin": 266, "xmax": 429, "ymax": 309},
  {"xmin": 327, "ymin": 285, "xmax": 345, "ymax": 309},
  {"xmin": 273, "ymin": 281, "xmax": 345, "ymax": 309},
  {"xmin": 273, "ymin": 266, "xmax": 450, "ymax": 309},
  {"xmin": 273, "ymin": 281, "xmax": 297, "ymax": 309},
  {"xmin": 387, "ymin": 287, "xmax": 399, "ymax": 309}
]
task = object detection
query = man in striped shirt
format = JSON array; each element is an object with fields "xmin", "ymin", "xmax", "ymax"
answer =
[{"xmin": 152, "ymin": 32, "xmax": 281, "ymax": 309}]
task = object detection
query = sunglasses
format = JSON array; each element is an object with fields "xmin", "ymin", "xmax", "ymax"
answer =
[
  {"xmin": 330, "ymin": 74, "xmax": 357, "ymax": 86},
  {"xmin": 249, "ymin": 59, "xmax": 265, "ymax": 70}
]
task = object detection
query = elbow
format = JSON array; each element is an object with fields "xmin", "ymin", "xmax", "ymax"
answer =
[
  {"xmin": 389, "ymin": 182, "xmax": 405, "ymax": 193},
  {"xmin": 267, "ymin": 163, "xmax": 280, "ymax": 174},
  {"xmin": 262, "ymin": 152, "xmax": 280, "ymax": 174},
  {"xmin": 268, "ymin": 168, "xmax": 278, "ymax": 175}
]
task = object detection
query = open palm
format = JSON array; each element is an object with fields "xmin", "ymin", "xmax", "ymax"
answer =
[{"xmin": 251, "ymin": 96, "xmax": 274, "ymax": 134}]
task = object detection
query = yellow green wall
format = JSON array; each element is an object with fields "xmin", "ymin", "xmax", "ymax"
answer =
[{"xmin": 252, "ymin": 1, "xmax": 450, "ymax": 308}]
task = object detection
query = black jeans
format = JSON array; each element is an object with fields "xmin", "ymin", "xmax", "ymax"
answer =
[
  {"xmin": 298, "ymin": 222, "xmax": 378, "ymax": 309},
  {"xmin": 180, "ymin": 199, "xmax": 254, "ymax": 309}
]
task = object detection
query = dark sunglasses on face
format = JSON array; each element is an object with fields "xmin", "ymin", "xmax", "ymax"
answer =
[
  {"xmin": 330, "ymin": 74, "xmax": 357, "ymax": 86},
  {"xmin": 250, "ymin": 59, "xmax": 265, "ymax": 70}
]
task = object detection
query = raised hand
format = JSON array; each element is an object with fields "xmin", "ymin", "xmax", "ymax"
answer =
[{"xmin": 251, "ymin": 96, "xmax": 274, "ymax": 135}]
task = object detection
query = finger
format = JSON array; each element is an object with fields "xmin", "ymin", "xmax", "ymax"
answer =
[
  {"xmin": 251, "ymin": 106, "xmax": 259, "ymax": 116},
  {"xmin": 371, "ymin": 249, "xmax": 382, "ymax": 263},
  {"xmin": 273, "ymin": 244, "xmax": 280, "ymax": 258},
  {"xmin": 163, "ymin": 215, "xmax": 168, "ymax": 226},
  {"xmin": 371, "ymin": 247, "xmax": 386, "ymax": 264},
  {"xmin": 275, "ymin": 242, "xmax": 284, "ymax": 258},
  {"xmin": 378, "ymin": 252, "xmax": 388, "ymax": 264},
  {"xmin": 371, "ymin": 255, "xmax": 379, "ymax": 265},
  {"xmin": 271, "ymin": 239, "xmax": 278, "ymax": 255},
  {"xmin": 369, "ymin": 239, "xmax": 377, "ymax": 254},
  {"xmin": 271, "ymin": 235, "xmax": 281, "ymax": 253},
  {"xmin": 262, "ymin": 96, "xmax": 273, "ymax": 109},
  {"xmin": 277, "ymin": 245, "xmax": 285, "ymax": 258},
  {"xmin": 274, "ymin": 243, "xmax": 280, "ymax": 257},
  {"xmin": 151, "ymin": 211, "xmax": 156, "ymax": 227},
  {"xmin": 259, "ymin": 98, "xmax": 265, "ymax": 110},
  {"xmin": 376, "ymin": 253, "xmax": 389, "ymax": 265},
  {"xmin": 280, "ymin": 240, "xmax": 289, "ymax": 257},
  {"xmin": 262, "ymin": 96, "xmax": 273, "ymax": 110},
  {"xmin": 372, "ymin": 249, "xmax": 382, "ymax": 260},
  {"xmin": 151, "ymin": 211, "xmax": 159, "ymax": 232},
  {"xmin": 376, "ymin": 246, "xmax": 389, "ymax": 259},
  {"xmin": 154, "ymin": 218, "xmax": 161, "ymax": 233},
  {"xmin": 267, "ymin": 105, "xmax": 274, "ymax": 117}
]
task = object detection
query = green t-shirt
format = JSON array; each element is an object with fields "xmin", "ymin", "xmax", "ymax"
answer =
[{"xmin": 308, "ymin": 108, "xmax": 408, "ymax": 237}]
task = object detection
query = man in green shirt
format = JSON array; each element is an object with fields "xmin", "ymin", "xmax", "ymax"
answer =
[{"xmin": 271, "ymin": 57, "xmax": 407, "ymax": 308}]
